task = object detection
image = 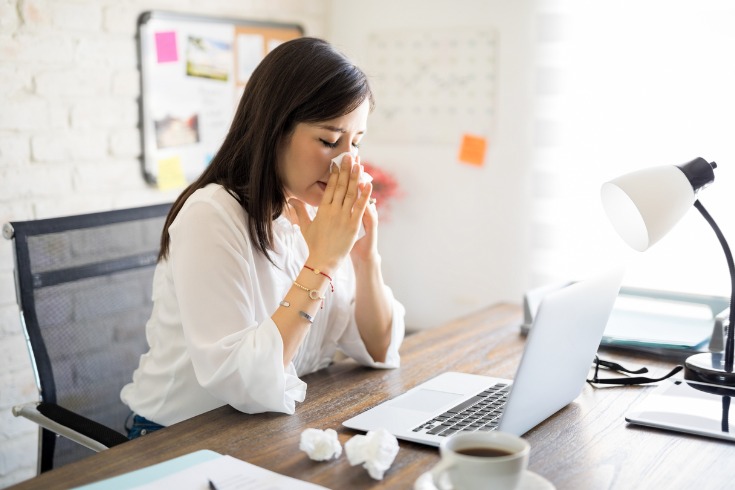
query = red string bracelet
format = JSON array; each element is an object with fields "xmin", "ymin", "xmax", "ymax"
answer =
[{"xmin": 303, "ymin": 265, "xmax": 334, "ymax": 292}]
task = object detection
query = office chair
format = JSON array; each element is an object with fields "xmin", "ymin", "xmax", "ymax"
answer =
[{"xmin": 3, "ymin": 203, "xmax": 171, "ymax": 473}]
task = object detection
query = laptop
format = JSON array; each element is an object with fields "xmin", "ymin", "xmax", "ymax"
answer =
[{"xmin": 343, "ymin": 267, "xmax": 624, "ymax": 446}]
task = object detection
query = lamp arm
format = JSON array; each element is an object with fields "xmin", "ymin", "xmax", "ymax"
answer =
[{"xmin": 694, "ymin": 200, "xmax": 735, "ymax": 372}]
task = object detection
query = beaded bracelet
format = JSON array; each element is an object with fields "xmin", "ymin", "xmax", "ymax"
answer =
[
  {"xmin": 293, "ymin": 281, "xmax": 326, "ymax": 306},
  {"xmin": 303, "ymin": 265, "xmax": 334, "ymax": 293},
  {"xmin": 292, "ymin": 281, "xmax": 325, "ymax": 300}
]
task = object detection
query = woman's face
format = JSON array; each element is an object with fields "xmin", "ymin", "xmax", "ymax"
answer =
[{"xmin": 279, "ymin": 99, "xmax": 370, "ymax": 207}]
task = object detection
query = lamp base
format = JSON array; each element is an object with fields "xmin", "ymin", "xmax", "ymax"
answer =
[{"xmin": 684, "ymin": 352, "xmax": 735, "ymax": 387}]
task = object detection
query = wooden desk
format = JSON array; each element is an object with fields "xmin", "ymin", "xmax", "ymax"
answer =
[{"xmin": 11, "ymin": 304, "xmax": 735, "ymax": 489}]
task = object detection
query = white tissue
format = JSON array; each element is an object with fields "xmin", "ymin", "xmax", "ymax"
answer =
[
  {"xmin": 330, "ymin": 151, "xmax": 373, "ymax": 185},
  {"xmin": 345, "ymin": 428, "xmax": 400, "ymax": 480},
  {"xmin": 299, "ymin": 428, "xmax": 343, "ymax": 461}
]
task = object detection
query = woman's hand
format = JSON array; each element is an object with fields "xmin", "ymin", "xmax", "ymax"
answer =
[
  {"xmin": 350, "ymin": 187, "xmax": 379, "ymax": 264},
  {"xmin": 289, "ymin": 154, "xmax": 370, "ymax": 273}
]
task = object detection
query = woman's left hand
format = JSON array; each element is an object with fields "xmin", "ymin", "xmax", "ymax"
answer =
[{"xmin": 350, "ymin": 187, "xmax": 379, "ymax": 263}]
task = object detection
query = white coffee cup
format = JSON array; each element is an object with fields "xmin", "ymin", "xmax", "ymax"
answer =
[{"xmin": 430, "ymin": 431, "xmax": 530, "ymax": 490}]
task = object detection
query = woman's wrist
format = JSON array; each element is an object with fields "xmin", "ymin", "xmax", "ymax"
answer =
[{"xmin": 352, "ymin": 252, "xmax": 382, "ymax": 271}]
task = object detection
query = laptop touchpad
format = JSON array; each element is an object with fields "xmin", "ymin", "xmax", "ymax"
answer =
[{"xmin": 389, "ymin": 389, "xmax": 464, "ymax": 412}]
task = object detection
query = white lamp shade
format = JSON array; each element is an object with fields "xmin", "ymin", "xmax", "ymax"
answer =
[{"xmin": 601, "ymin": 166, "xmax": 695, "ymax": 252}]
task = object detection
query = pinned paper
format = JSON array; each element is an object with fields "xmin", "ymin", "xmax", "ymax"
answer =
[
  {"xmin": 155, "ymin": 31, "xmax": 178, "ymax": 63},
  {"xmin": 458, "ymin": 133, "xmax": 487, "ymax": 166},
  {"xmin": 157, "ymin": 156, "xmax": 186, "ymax": 190}
]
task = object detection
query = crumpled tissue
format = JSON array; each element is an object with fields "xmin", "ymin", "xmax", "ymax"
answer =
[
  {"xmin": 330, "ymin": 151, "xmax": 373, "ymax": 186},
  {"xmin": 345, "ymin": 428, "xmax": 400, "ymax": 480},
  {"xmin": 299, "ymin": 428, "xmax": 343, "ymax": 461}
]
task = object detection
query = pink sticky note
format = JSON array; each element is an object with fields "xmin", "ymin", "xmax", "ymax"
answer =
[{"xmin": 155, "ymin": 31, "xmax": 178, "ymax": 63}]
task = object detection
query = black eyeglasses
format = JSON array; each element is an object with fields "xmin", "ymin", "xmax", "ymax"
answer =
[{"xmin": 587, "ymin": 355, "xmax": 683, "ymax": 385}]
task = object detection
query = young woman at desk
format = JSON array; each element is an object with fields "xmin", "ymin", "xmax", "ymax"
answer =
[{"xmin": 121, "ymin": 37, "xmax": 405, "ymax": 438}]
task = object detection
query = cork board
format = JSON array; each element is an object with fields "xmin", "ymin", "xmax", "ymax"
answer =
[{"xmin": 137, "ymin": 11, "xmax": 302, "ymax": 188}]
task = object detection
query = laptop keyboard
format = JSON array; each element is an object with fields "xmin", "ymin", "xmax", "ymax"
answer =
[{"xmin": 411, "ymin": 383, "xmax": 510, "ymax": 437}]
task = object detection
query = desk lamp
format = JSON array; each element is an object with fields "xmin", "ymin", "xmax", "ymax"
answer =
[{"xmin": 601, "ymin": 157, "xmax": 735, "ymax": 387}]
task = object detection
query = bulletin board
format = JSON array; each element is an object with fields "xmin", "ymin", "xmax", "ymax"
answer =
[{"xmin": 137, "ymin": 11, "xmax": 302, "ymax": 189}]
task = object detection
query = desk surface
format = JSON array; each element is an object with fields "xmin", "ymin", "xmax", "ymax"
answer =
[{"xmin": 11, "ymin": 303, "xmax": 735, "ymax": 489}]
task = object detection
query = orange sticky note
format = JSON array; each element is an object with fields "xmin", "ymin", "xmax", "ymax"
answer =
[{"xmin": 458, "ymin": 134, "xmax": 487, "ymax": 166}]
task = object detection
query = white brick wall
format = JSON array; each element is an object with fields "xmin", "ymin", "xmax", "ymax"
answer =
[{"xmin": 0, "ymin": 0, "xmax": 328, "ymax": 486}]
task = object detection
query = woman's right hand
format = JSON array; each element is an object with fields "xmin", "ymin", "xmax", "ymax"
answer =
[{"xmin": 289, "ymin": 154, "xmax": 371, "ymax": 273}]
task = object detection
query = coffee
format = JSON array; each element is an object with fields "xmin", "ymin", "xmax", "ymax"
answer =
[
  {"xmin": 433, "ymin": 432, "xmax": 530, "ymax": 490},
  {"xmin": 456, "ymin": 447, "xmax": 514, "ymax": 458}
]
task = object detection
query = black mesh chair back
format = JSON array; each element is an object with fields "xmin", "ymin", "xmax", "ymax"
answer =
[{"xmin": 4, "ymin": 203, "xmax": 171, "ymax": 472}]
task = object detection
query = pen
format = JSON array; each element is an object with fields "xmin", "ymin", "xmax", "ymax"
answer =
[{"xmin": 208, "ymin": 479, "xmax": 218, "ymax": 490}]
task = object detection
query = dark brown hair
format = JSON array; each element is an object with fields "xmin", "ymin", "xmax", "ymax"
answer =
[{"xmin": 158, "ymin": 37, "xmax": 374, "ymax": 262}]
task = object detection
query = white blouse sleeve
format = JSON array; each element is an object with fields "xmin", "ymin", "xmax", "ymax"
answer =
[
  {"xmin": 168, "ymin": 199, "xmax": 305, "ymax": 414},
  {"xmin": 337, "ymin": 286, "xmax": 406, "ymax": 369}
]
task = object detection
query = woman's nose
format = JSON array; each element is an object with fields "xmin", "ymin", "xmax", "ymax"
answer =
[{"xmin": 338, "ymin": 141, "xmax": 356, "ymax": 156}]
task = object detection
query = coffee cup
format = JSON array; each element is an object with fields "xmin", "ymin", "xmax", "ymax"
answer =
[{"xmin": 430, "ymin": 431, "xmax": 530, "ymax": 490}]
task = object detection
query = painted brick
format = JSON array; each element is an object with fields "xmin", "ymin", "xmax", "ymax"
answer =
[
  {"xmin": 31, "ymin": 129, "xmax": 109, "ymax": 162},
  {"xmin": 76, "ymin": 35, "xmax": 137, "ymax": 68},
  {"xmin": 0, "ymin": 202, "xmax": 33, "ymax": 236},
  {"xmin": 110, "ymin": 128, "xmax": 142, "ymax": 158},
  {"xmin": 35, "ymin": 69, "xmax": 111, "ymax": 97},
  {"xmin": 0, "ymin": 304, "xmax": 21, "ymax": 336},
  {"xmin": 0, "ymin": 332, "xmax": 34, "ymax": 371},
  {"xmin": 13, "ymin": 32, "xmax": 75, "ymax": 64},
  {"xmin": 0, "ymin": 2, "xmax": 20, "ymax": 31},
  {"xmin": 0, "ymin": 164, "xmax": 75, "ymax": 200},
  {"xmin": 72, "ymin": 160, "xmax": 146, "ymax": 193},
  {"xmin": 0, "ymin": 433, "xmax": 38, "ymax": 481},
  {"xmin": 0, "ymin": 134, "xmax": 31, "ymax": 166},
  {"xmin": 0, "ymin": 97, "xmax": 48, "ymax": 131},
  {"xmin": 0, "ymin": 368, "xmax": 37, "ymax": 409},
  {"xmin": 112, "ymin": 69, "xmax": 141, "ymax": 97},
  {"xmin": 31, "ymin": 195, "xmax": 115, "ymax": 219},
  {"xmin": 0, "ymin": 237, "xmax": 13, "ymax": 272},
  {"xmin": 0, "ymin": 409, "xmax": 37, "ymax": 441},
  {"xmin": 0, "ymin": 64, "xmax": 33, "ymax": 97},
  {"xmin": 51, "ymin": 2, "xmax": 103, "ymax": 31},
  {"xmin": 47, "ymin": 102, "xmax": 72, "ymax": 130},
  {"xmin": 70, "ymin": 98, "xmax": 138, "ymax": 129},
  {"xmin": 0, "ymin": 271, "xmax": 15, "ymax": 305},
  {"xmin": 0, "ymin": 0, "xmax": 329, "ymax": 481},
  {"xmin": 18, "ymin": 0, "xmax": 53, "ymax": 29},
  {"xmin": 103, "ymin": 5, "xmax": 144, "ymax": 36}
]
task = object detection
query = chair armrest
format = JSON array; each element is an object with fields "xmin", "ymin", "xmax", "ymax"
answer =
[{"xmin": 13, "ymin": 402, "xmax": 129, "ymax": 451}]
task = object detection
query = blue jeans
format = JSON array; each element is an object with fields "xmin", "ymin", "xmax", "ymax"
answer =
[{"xmin": 127, "ymin": 414, "xmax": 165, "ymax": 439}]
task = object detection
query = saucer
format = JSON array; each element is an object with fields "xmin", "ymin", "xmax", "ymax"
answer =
[{"xmin": 414, "ymin": 469, "xmax": 554, "ymax": 490}]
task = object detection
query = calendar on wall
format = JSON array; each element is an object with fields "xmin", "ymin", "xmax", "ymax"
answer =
[{"xmin": 365, "ymin": 28, "xmax": 497, "ymax": 144}]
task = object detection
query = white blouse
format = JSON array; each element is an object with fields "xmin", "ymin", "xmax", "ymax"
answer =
[{"xmin": 121, "ymin": 184, "xmax": 405, "ymax": 426}]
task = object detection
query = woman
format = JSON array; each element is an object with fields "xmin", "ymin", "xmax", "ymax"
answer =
[{"xmin": 121, "ymin": 37, "xmax": 405, "ymax": 438}]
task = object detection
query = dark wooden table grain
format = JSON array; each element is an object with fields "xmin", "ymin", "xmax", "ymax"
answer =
[{"xmin": 10, "ymin": 303, "xmax": 735, "ymax": 489}]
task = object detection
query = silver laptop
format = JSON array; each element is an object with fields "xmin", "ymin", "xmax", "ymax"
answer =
[{"xmin": 343, "ymin": 267, "xmax": 624, "ymax": 446}]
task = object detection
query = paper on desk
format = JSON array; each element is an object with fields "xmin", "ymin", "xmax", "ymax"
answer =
[
  {"xmin": 603, "ymin": 296, "xmax": 714, "ymax": 348},
  {"xmin": 131, "ymin": 454, "xmax": 330, "ymax": 490}
]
